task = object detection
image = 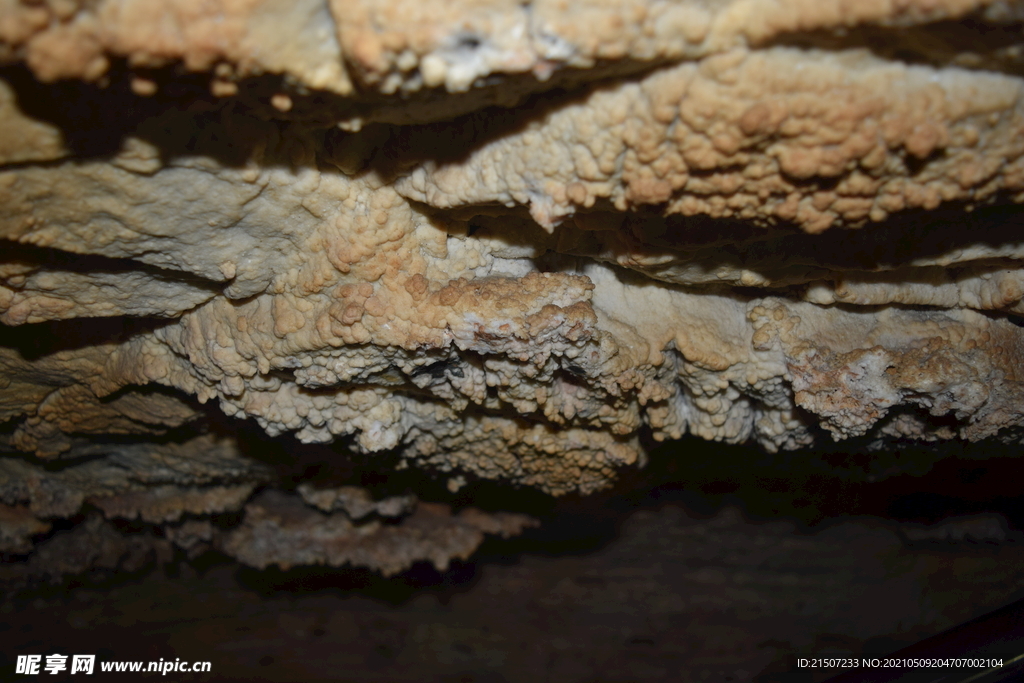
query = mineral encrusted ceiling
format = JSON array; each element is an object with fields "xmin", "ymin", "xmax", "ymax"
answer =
[{"xmin": 1, "ymin": 0, "xmax": 1023, "ymax": 580}]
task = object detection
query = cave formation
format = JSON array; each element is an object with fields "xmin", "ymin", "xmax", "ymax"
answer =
[{"xmin": 2, "ymin": 0, "xmax": 1024, "ymax": 678}]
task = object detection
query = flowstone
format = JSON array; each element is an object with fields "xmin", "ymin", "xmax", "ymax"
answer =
[{"xmin": 1, "ymin": 0, "xmax": 1023, "ymax": 579}]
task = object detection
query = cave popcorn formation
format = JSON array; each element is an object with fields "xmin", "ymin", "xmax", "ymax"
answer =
[{"xmin": 1, "ymin": 0, "xmax": 1023, "ymax": 577}]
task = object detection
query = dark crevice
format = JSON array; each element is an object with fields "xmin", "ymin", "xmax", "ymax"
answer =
[
  {"xmin": 1, "ymin": 240, "xmax": 225, "ymax": 287},
  {"xmin": 547, "ymin": 200, "xmax": 1024, "ymax": 304},
  {"xmin": 767, "ymin": 13, "xmax": 1024, "ymax": 76},
  {"xmin": 0, "ymin": 316, "xmax": 171, "ymax": 358},
  {"xmin": 1, "ymin": 52, "xmax": 677, "ymax": 173}
]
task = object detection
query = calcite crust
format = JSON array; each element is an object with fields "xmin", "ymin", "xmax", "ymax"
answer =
[{"xmin": 1, "ymin": 0, "xmax": 1024, "ymax": 576}]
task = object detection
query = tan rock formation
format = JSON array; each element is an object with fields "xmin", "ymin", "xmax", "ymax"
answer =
[
  {"xmin": 221, "ymin": 490, "xmax": 537, "ymax": 575},
  {"xmin": 1, "ymin": 0, "xmax": 1023, "ymax": 575}
]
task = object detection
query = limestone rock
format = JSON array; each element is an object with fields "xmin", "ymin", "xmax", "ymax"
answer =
[
  {"xmin": 297, "ymin": 483, "xmax": 416, "ymax": 519},
  {"xmin": 1, "ymin": 0, "xmax": 1024, "ymax": 575},
  {"xmin": 221, "ymin": 490, "xmax": 537, "ymax": 576},
  {"xmin": 0, "ymin": 503, "xmax": 50, "ymax": 553}
]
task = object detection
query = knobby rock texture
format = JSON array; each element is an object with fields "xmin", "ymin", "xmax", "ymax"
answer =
[{"xmin": 1, "ymin": 0, "xmax": 1024, "ymax": 579}]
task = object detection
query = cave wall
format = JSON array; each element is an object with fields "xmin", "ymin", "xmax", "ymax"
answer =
[{"xmin": 1, "ymin": 0, "xmax": 1023, "ymax": 580}]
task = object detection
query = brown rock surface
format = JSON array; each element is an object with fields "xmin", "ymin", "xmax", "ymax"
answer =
[{"xmin": 1, "ymin": 0, "xmax": 1023, "ymax": 577}]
